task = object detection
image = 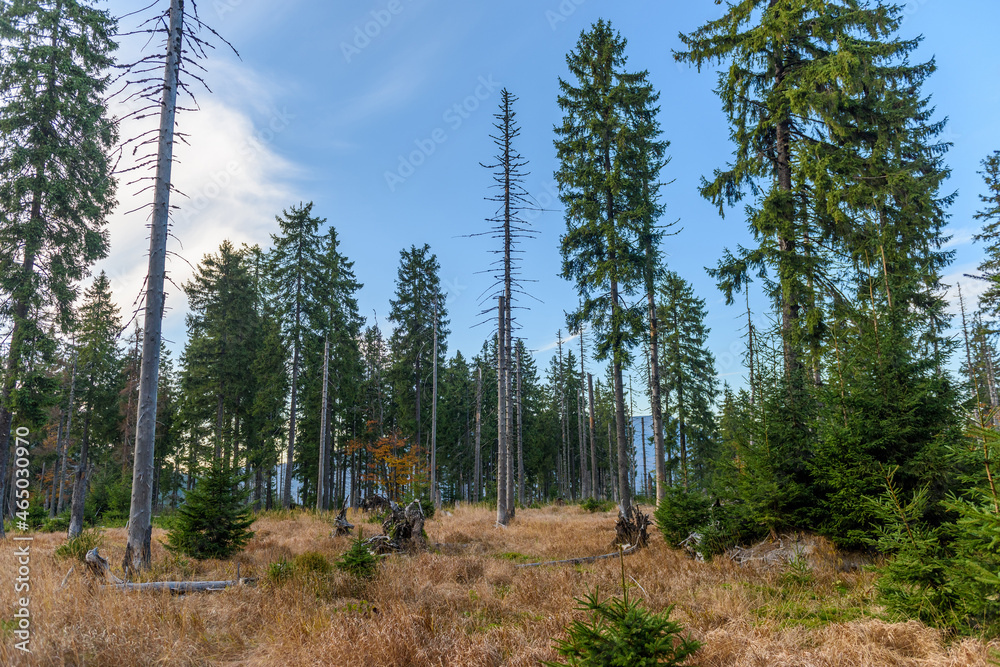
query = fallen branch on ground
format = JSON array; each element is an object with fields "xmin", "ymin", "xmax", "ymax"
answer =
[
  {"xmin": 102, "ymin": 579, "xmax": 255, "ymax": 593},
  {"xmin": 86, "ymin": 547, "xmax": 254, "ymax": 593},
  {"xmin": 516, "ymin": 543, "xmax": 639, "ymax": 568}
]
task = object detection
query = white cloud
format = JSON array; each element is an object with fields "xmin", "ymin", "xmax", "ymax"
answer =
[
  {"xmin": 942, "ymin": 263, "xmax": 990, "ymax": 317},
  {"xmin": 94, "ymin": 63, "xmax": 300, "ymax": 349}
]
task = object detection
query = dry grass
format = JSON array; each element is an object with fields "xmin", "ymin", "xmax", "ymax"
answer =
[{"xmin": 1, "ymin": 503, "xmax": 998, "ymax": 666}]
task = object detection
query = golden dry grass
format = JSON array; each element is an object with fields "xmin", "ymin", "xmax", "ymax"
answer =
[{"xmin": 1, "ymin": 503, "xmax": 997, "ymax": 666}]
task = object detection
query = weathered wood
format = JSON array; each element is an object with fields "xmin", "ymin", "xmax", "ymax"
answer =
[
  {"xmin": 517, "ymin": 543, "xmax": 639, "ymax": 569},
  {"xmin": 614, "ymin": 504, "xmax": 650, "ymax": 550},
  {"xmin": 333, "ymin": 506, "xmax": 354, "ymax": 537},
  {"xmin": 362, "ymin": 500, "xmax": 426, "ymax": 553},
  {"xmin": 85, "ymin": 548, "xmax": 124, "ymax": 585},
  {"xmin": 103, "ymin": 579, "xmax": 253, "ymax": 593},
  {"xmin": 59, "ymin": 566, "xmax": 75, "ymax": 590}
]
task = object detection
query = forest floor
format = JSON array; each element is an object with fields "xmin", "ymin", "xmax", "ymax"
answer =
[{"xmin": 1, "ymin": 503, "xmax": 998, "ymax": 666}]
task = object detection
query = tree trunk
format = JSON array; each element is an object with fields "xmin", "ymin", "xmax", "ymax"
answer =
[
  {"xmin": 496, "ymin": 296, "xmax": 508, "ymax": 524},
  {"xmin": 125, "ymin": 0, "xmax": 183, "ymax": 573},
  {"xmin": 283, "ymin": 297, "xmax": 301, "ymax": 508},
  {"xmin": 54, "ymin": 351, "xmax": 77, "ymax": 517},
  {"xmin": 647, "ymin": 287, "xmax": 666, "ymax": 507},
  {"xmin": 587, "ymin": 373, "xmax": 597, "ymax": 501},
  {"xmin": 68, "ymin": 410, "xmax": 91, "ymax": 539},
  {"xmin": 516, "ymin": 345, "xmax": 524, "ymax": 505},
  {"xmin": 474, "ymin": 365, "xmax": 482, "ymax": 502},
  {"xmin": 317, "ymin": 335, "xmax": 330, "ymax": 511},
  {"xmin": 430, "ymin": 299, "xmax": 439, "ymax": 509},
  {"xmin": 578, "ymin": 332, "xmax": 589, "ymax": 498},
  {"xmin": 610, "ymin": 277, "xmax": 632, "ymax": 514}
]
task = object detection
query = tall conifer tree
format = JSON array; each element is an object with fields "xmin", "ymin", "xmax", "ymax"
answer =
[
  {"xmin": 0, "ymin": 0, "xmax": 117, "ymax": 537},
  {"xmin": 555, "ymin": 20, "xmax": 659, "ymax": 514}
]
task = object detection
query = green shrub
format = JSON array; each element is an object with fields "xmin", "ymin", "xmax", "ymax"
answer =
[
  {"xmin": 267, "ymin": 558, "xmax": 293, "ymax": 584},
  {"xmin": 85, "ymin": 466, "xmax": 132, "ymax": 526},
  {"xmin": 26, "ymin": 498, "xmax": 46, "ymax": 529},
  {"xmin": 336, "ymin": 530, "xmax": 380, "ymax": 580},
  {"xmin": 294, "ymin": 551, "xmax": 332, "ymax": 575},
  {"xmin": 164, "ymin": 462, "xmax": 254, "ymax": 560},
  {"xmin": 871, "ymin": 459, "xmax": 1000, "ymax": 637},
  {"xmin": 654, "ymin": 486, "xmax": 712, "ymax": 546},
  {"xmin": 543, "ymin": 549, "xmax": 701, "ymax": 666},
  {"xmin": 54, "ymin": 529, "xmax": 103, "ymax": 562},
  {"xmin": 40, "ymin": 512, "xmax": 70, "ymax": 533},
  {"xmin": 580, "ymin": 497, "xmax": 615, "ymax": 513}
]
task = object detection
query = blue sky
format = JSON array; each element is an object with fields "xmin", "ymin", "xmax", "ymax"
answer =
[{"xmin": 96, "ymin": 0, "xmax": 1000, "ymax": 410}]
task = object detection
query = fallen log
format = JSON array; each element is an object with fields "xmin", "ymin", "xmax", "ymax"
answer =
[
  {"xmin": 103, "ymin": 579, "xmax": 254, "ymax": 593},
  {"xmin": 516, "ymin": 543, "xmax": 640, "ymax": 569},
  {"xmin": 86, "ymin": 547, "xmax": 254, "ymax": 593}
]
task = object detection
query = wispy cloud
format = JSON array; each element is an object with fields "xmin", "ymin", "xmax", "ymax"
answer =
[{"xmin": 95, "ymin": 63, "xmax": 300, "ymax": 347}]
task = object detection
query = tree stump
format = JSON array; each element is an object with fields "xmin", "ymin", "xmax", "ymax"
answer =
[
  {"xmin": 362, "ymin": 500, "xmax": 426, "ymax": 554},
  {"xmin": 614, "ymin": 503, "xmax": 650, "ymax": 549},
  {"xmin": 333, "ymin": 507, "xmax": 354, "ymax": 537},
  {"xmin": 85, "ymin": 548, "xmax": 124, "ymax": 585}
]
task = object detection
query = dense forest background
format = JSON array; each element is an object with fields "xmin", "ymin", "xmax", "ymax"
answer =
[{"xmin": 2, "ymin": 5, "xmax": 1000, "ymax": 634}]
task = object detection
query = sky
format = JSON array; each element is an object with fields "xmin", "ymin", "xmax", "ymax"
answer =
[{"xmin": 94, "ymin": 0, "xmax": 1000, "ymax": 412}]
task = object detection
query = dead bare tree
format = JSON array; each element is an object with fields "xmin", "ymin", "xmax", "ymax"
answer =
[
  {"xmin": 474, "ymin": 89, "xmax": 537, "ymax": 523},
  {"xmin": 120, "ymin": 0, "xmax": 237, "ymax": 574}
]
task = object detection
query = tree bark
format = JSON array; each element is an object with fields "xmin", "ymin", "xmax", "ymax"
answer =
[
  {"xmin": 474, "ymin": 365, "xmax": 482, "ymax": 503},
  {"xmin": 587, "ymin": 373, "xmax": 597, "ymax": 501},
  {"xmin": 68, "ymin": 411, "xmax": 91, "ymax": 539},
  {"xmin": 516, "ymin": 344, "xmax": 524, "ymax": 505},
  {"xmin": 125, "ymin": 0, "xmax": 183, "ymax": 573},
  {"xmin": 430, "ymin": 299, "xmax": 439, "ymax": 509},
  {"xmin": 316, "ymin": 335, "xmax": 330, "ymax": 511},
  {"xmin": 496, "ymin": 296, "xmax": 508, "ymax": 524},
  {"xmin": 54, "ymin": 351, "xmax": 77, "ymax": 517}
]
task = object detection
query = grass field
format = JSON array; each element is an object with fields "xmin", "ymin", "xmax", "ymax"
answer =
[{"xmin": 1, "ymin": 503, "xmax": 998, "ymax": 666}]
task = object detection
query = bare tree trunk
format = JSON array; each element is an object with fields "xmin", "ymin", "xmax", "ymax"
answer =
[
  {"xmin": 316, "ymin": 336, "xmax": 330, "ymax": 511},
  {"xmin": 68, "ymin": 412, "xmax": 91, "ymax": 539},
  {"xmin": 496, "ymin": 296, "xmax": 508, "ymax": 524},
  {"xmin": 430, "ymin": 299, "xmax": 439, "ymax": 509},
  {"xmin": 587, "ymin": 373, "xmax": 597, "ymax": 501},
  {"xmin": 516, "ymin": 345, "xmax": 524, "ymax": 505},
  {"xmin": 640, "ymin": 415, "xmax": 647, "ymax": 498},
  {"xmin": 474, "ymin": 365, "xmax": 482, "ymax": 503},
  {"xmin": 283, "ymin": 295, "xmax": 302, "ymax": 508},
  {"xmin": 557, "ymin": 331, "xmax": 567, "ymax": 498},
  {"xmin": 54, "ymin": 351, "xmax": 77, "ymax": 517},
  {"xmin": 125, "ymin": 0, "xmax": 183, "ymax": 573},
  {"xmin": 607, "ymin": 422, "xmax": 617, "ymax": 502},
  {"xmin": 647, "ymin": 287, "xmax": 666, "ymax": 508},
  {"xmin": 610, "ymin": 278, "xmax": 632, "ymax": 514},
  {"xmin": 578, "ymin": 331, "xmax": 589, "ymax": 498}
]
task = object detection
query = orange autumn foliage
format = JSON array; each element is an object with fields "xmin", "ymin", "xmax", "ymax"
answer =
[{"xmin": 347, "ymin": 421, "xmax": 426, "ymax": 501}]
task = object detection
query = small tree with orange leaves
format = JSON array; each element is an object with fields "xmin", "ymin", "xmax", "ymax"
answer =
[{"xmin": 348, "ymin": 421, "xmax": 426, "ymax": 502}]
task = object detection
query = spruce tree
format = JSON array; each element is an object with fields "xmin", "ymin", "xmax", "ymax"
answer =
[
  {"xmin": 973, "ymin": 151, "xmax": 1000, "ymax": 317},
  {"xmin": 388, "ymin": 244, "xmax": 449, "ymax": 456},
  {"xmin": 165, "ymin": 460, "xmax": 254, "ymax": 560},
  {"xmin": 657, "ymin": 273, "xmax": 718, "ymax": 490},
  {"xmin": 68, "ymin": 272, "xmax": 122, "ymax": 538},
  {"xmin": 555, "ymin": 19, "xmax": 661, "ymax": 515},
  {"xmin": 268, "ymin": 203, "xmax": 324, "ymax": 507},
  {"xmin": 0, "ymin": 0, "xmax": 117, "ymax": 538},
  {"xmin": 182, "ymin": 241, "xmax": 257, "ymax": 465}
]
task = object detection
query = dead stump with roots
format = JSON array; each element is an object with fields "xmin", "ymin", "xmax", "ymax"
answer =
[
  {"xmin": 360, "ymin": 499, "xmax": 426, "ymax": 554},
  {"xmin": 614, "ymin": 503, "xmax": 650, "ymax": 550},
  {"xmin": 332, "ymin": 507, "xmax": 354, "ymax": 537}
]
